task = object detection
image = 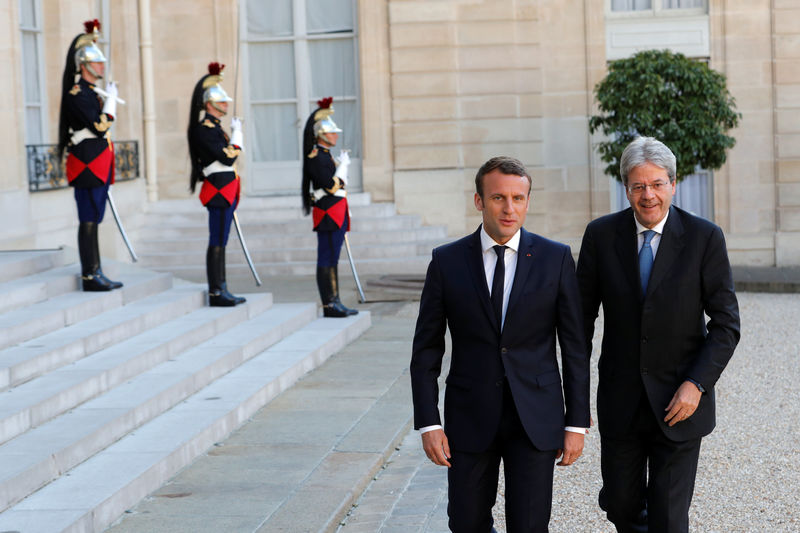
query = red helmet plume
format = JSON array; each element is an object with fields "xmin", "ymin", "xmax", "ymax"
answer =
[
  {"xmin": 317, "ymin": 97, "xmax": 333, "ymax": 109},
  {"xmin": 83, "ymin": 19, "xmax": 101, "ymax": 34},
  {"xmin": 208, "ymin": 62, "xmax": 225, "ymax": 76}
]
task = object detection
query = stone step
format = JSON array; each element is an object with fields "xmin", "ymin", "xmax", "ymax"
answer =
[
  {"xmin": 0, "ymin": 301, "xmax": 318, "ymax": 515},
  {"xmin": 0, "ymin": 292, "xmax": 273, "ymax": 446},
  {"xmin": 0, "ymin": 249, "xmax": 66, "ymax": 284},
  {"xmin": 137, "ymin": 241, "xmax": 441, "ymax": 267},
  {"xmin": 136, "ymin": 214, "xmax": 425, "ymax": 240},
  {"xmin": 145, "ymin": 192, "xmax": 373, "ymax": 213},
  {"xmin": 145, "ymin": 202, "xmax": 397, "ymax": 226},
  {"xmin": 134, "ymin": 225, "xmax": 448, "ymax": 253},
  {"xmin": 0, "ymin": 268, "xmax": 173, "ymax": 353},
  {"xmin": 0, "ymin": 311, "xmax": 370, "ymax": 532},
  {"xmin": 0, "ymin": 264, "xmax": 81, "ymax": 316},
  {"xmin": 0, "ymin": 283, "xmax": 202, "ymax": 394},
  {"xmin": 148, "ymin": 255, "xmax": 432, "ymax": 280}
]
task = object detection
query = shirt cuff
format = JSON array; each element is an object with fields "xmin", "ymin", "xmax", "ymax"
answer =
[
  {"xmin": 419, "ymin": 424, "xmax": 443, "ymax": 434},
  {"xmin": 686, "ymin": 378, "xmax": 706, "ymax": 393},
  {"xmin": 565, "ymin": 426, "xmax": 589, "ymax": 435}
]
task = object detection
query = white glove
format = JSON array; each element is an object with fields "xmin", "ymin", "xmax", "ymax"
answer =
[
  {"xmin": 230, "ymin": 116, "xmax": 244, "ymax": 148},
  {"xmin": 102, "ymin": 81, "xmax": 118, "ymax": 118},
  {"xmin": 334, "ymin": 149, "xmax": 350, "ymax": 184}
]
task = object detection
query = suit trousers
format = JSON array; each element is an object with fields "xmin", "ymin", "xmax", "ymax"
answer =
[
  {"xmin": 600, "ymin": 395, "xmax": 701, "ymax": 533},
  {"xmin": 447, "ymin": 380, "xmax": 557, "ymax": 533}
]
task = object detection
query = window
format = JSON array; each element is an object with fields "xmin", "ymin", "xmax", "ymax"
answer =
[
  {"xmin": 609, "ymin": 0, "xmax": 706, "ymax": 15},
  {"xmin": 245, "ymin": 0, "xmax": 361, "ymax": 195},
  {"xmin": 19, "ymin": 0, "xmax": 46, "ymax": 144}
]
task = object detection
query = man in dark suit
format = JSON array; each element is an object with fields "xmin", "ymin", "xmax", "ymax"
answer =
[
  {"xmin": 576, "ymin": 137, "xmax": 740, "ymax": 533},
  {"xmin": 411, "ymin": 156, "xmax": 590, "ymax": 532}
]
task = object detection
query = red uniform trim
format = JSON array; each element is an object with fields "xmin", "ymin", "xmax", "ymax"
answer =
[
  {"xmin": 312, "ymin": 197, "xmax": 348, "ymax": 230},
  {"xmin": 66, "ymin": 143, "xmax": 115, "ymax": 185}
]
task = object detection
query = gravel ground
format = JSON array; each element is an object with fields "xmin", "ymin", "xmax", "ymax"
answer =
[{"xmin": 491, "ymin": 292, "xmax": 800, "ymax": 532}]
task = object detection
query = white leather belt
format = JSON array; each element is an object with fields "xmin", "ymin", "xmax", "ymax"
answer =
[
  {"xmin": 202, "ymin": 161, "xmax": 235, "ymax": 177},
  {"xmin": 70, "ymin": 128, "xmax": 97, "ymax": 145},
  {"xmin": 313, "ymin": 188, "xmax": 347, "ymax": 201}
]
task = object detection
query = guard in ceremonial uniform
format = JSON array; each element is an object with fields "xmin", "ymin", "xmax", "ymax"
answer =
[
  {"xmin": 301, "ymin": 98, "xmax": 358, "ymax": 318},
  {"xmin": 57, "ymin": 20, "xmax": 122, "ymax": 291},
  {"xmin": 188, "ymin": 63, "xmax": 246, "ymax": 307}
]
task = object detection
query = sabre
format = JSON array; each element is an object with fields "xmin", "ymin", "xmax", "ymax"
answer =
[
  {"xmin": 107, "ymin": 189, "xmax": 138, "ymax": 262},
  {"xmin": 233, "ymin": 212, "xmax": 262, "ymax": 286},
  {"xmin": 344, "ymin": 234, "xmax": 366, "ymax": 303}
]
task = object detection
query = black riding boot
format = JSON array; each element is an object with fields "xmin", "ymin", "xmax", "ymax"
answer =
[
  {"xmin": 78, "ymin": 222, "xmax": 119, "ymax": 291},
  {"xmin": 317, "ymin": 266, "xmax": 358, "ymax": 317},
  {"xmin": 92, "ymin": 222, "xmax": 122, "ymax": 289},
  {"xmin": 207, "ymin": 245, "xmax": 245, "ymax": 307}
]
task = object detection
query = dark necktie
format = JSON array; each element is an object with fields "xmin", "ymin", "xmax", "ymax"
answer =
[
  {"xmin": 491, "ymin": 245, "xmax": 506, "ymax": 327},
  {"xmin": 639, "ymin": 230, "xmax": 655, "ymax": 295}
]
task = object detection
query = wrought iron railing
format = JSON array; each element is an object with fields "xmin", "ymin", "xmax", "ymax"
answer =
[{"xmin": 26, "ymin": 140, "xmax": 140, "ymax": 192}]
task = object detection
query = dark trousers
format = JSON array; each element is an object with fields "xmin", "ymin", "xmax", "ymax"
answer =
[
  {"xmin": 447, "ymin": 381, "xmax": 556, "ymax": 533},
  {"xmin": 316, "ymin": 215, "xmax": 348, "ymax": 267},
  {"xmin": 600, "ymin": 396, "xmax": 702, "ymax": 533},
  {"xmin": 74, "ymin": 183, "xmax": 110, "ymax": 223},
  {"xmin": 207, "ymin": 198, "xmax": 237, "ymax": 247}
]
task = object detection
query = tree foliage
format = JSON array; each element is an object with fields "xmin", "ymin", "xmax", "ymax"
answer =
[{"xmin": 589, "ymin": 49, "xmax": 741, "ymax": 182}]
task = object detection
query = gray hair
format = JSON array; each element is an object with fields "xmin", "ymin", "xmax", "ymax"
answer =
[{"xmin": 620, "ymin": 137, "xmax": 677, "ymax": 184}]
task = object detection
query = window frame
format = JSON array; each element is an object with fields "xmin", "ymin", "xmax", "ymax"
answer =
[
  {"xmin": 242, "ymin": 0, "xmax": 362, "ymax": 195},
  {"xmin": 606, "ymin": 0, "xmax": 708, "ymax": 18}
]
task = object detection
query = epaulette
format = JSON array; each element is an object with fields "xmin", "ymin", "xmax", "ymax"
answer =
[
  {"xmin": 307, "ymin": 147, "xmax": 318, "ymax": 159},
  {"xmin": 69, "ymin": 85, "xmax": 81, "ymax": 96},
  {"xmin": 202, "ymin": 119, "xmax": 215, "ymax": 128}
]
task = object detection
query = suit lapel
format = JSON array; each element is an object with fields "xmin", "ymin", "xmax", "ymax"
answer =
[
  {"xmin": 614, "ymin": 209, "xmax": 640, "ymax": 294},
  {"xmin": 465, "ymin": 227, "xmax": 500, "ymax": 332},
  {"xmin": 645, "ymin": 206, "xmax": 685, "ymax": 298},
  {"xmin": 505, "ymin": 228, "xmax": 534, "ymax": 321}
]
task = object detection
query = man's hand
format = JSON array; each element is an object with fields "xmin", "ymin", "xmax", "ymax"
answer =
[
  {"xmin": 421, "ymin": 429, "xmax": 451, "ymax": 467},
  {"xmin": 556, "ymin": 431, "xmax": 584, "ymax": 466},
  {"xmin": 664, "ymin": 380, "xmax": 702, "ymax": 426}
]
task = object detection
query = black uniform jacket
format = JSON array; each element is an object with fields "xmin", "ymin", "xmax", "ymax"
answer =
[
  {"xmin": 576, "ymin": 206, "xmax": 740, "ymax": 442},
  {"xmin": 64, "ymin": 77, "xmax": 114, "ymax": 188},
  {"xmin": 306, "ymin": 146, "xmax": 348, "ymax": 232},
  {"xmin": 410, "ymin": 227, "xmax": 591, "ymax": 453},
  {"xmin": 190, "ymin": 114, "xmax": 240, "ymax": 208}
]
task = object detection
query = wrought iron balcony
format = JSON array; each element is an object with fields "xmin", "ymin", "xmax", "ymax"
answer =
[{"xmin": 26, "ymin": 140, "xmax": 140, "ymax": 192}]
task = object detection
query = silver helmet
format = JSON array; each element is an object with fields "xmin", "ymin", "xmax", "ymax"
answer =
[
  {"xmin": 201, "ymin": 63, "xmax": 233, "ymax": 114},
  {"xmin": 74, "ymin": 20, "xmax": 106, "ymax": 79},
  {"xmin": 203, "ymin": 83, "xmax": 233, "ymax": 105},
  {"xmin": 313, "ymin": 116, "xmax": 342, "ymax": 137}
]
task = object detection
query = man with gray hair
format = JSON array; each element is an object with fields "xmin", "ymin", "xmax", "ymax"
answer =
[{"xmin": 576, "ymin": 137, "xmax": 740, "ymax": 532}]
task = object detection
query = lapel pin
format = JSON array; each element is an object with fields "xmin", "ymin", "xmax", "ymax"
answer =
[{"xmin": 526, "ymin": 253, "xmax": 531, "ymax": 257}]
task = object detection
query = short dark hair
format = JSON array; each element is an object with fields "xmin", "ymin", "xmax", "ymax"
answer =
[{"xmin": 475, "ymin": 156, "xmax": 532, "ymax": 197}]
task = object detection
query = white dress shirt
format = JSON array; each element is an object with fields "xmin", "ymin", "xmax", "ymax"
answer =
[
  {"xmin": 635, "ymin": 209, "xmax": 669, "ymax": 258},
  {"xmin": 421, "ymin": 227, "xmax": 587, "ymax": 436}
]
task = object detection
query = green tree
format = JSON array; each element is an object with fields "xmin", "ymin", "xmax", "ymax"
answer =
[{"xmin": 589, "ymin": 49, "xmax": 741, "ymax": 182}]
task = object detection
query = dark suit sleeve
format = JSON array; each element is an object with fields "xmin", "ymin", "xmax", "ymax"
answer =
[
  {"xmin": 576, "ymin": 224, "xmax": 601, "ymax": 358},
  {"xmin": 556, "ymin": 247, "xmax": 591, "ymax": 428},
  {"xmin": 688, "ymin": 226, "xmax": 740, "ymax": 389},
  {"xmin": 410, "ymin": 249, "xmax": 448, "ymax": 429}
]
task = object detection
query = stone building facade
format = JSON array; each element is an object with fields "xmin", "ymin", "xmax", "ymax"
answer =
[{"xmin": 2, "ymin": 0, "xmax": 798, "ymax": 265}]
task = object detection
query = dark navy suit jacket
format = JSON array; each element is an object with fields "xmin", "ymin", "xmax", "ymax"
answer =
[
  {"xmin": 410, "ymin": 226, "xmax": 591, "ymax": 453},
  {"xmin": 576, "ymin": 206, "xmax": 740, "ymax": 441}
]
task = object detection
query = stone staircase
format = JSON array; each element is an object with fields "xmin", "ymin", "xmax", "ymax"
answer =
[
  {"xmin": 0, "ymin": 249, "xmax": 370, "ymax": 532},
  {"xmin": 134, "ymin": 193, "xmax": 448, "ymax": 283}
]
